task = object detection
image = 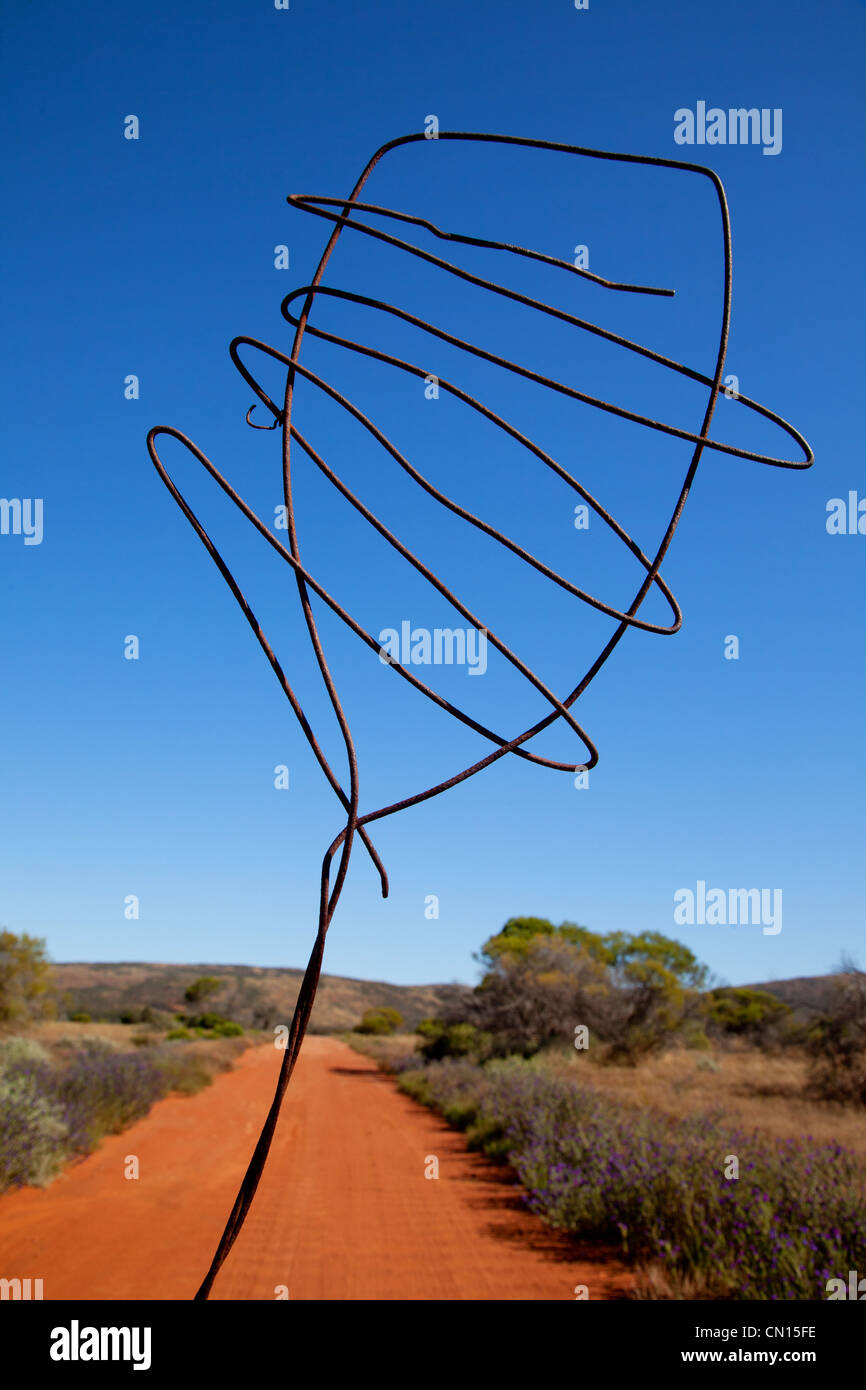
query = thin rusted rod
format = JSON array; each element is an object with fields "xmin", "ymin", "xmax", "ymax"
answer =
[{"xmin": 145, "ymin": 132, "xmax": 812, "ymax": 1300}]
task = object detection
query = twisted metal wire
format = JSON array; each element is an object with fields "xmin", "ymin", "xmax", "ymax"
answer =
[{"xmin": 146, "ymin": 132, "xmax": 813, "ymax": 1299}]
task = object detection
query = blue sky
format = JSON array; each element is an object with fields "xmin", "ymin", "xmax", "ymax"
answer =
[{"xmin": 1, "ymin": 0, "xmax": 863, "ymax": 991}]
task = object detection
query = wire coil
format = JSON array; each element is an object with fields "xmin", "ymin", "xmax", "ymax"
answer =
[{"xmin": 146, "ymin": 132, "xmax": 813, "ymax": 1299}]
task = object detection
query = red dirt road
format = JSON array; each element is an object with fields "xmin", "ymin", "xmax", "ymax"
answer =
[{"xmin": 0, "ymin": 1038, "xmax": 634, "ymax": 1300}]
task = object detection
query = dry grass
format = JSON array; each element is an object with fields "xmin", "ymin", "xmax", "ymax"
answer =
[
  {"xmin": 11, "ymin": 1020, "xmax": 146, "ymax": 1048},
  {"xmin": 339, "ymin": 1031, "xmax": 422, "ymax": 1070},
  {"xmin": 630, "ymin": 1261, "xmax": 727, "ymax": 1300},
  {"xmin": 8, "ymin": 1019, "xmax": 257, "ymax": 1070},
  {"xmin": 343, "ymin": 1029, "xmax": 866, "ymax": 1158},
  {"xmin": 542, "ymin": 1043, "xmax": 866, "ymax": 1157}
]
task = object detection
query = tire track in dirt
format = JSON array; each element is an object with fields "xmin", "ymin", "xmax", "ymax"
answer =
[{"xmin": 0, "ymin": 1037, "xmax": 634, "ymax": 1300}]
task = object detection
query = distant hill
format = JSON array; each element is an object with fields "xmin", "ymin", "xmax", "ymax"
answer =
[
  {"xmin": 49, "ymin": 961, "xmax": 471, "ymax": 1033},
  {"xmin": 738, "ymin": 974, "xmax": 850, "ymax": 1022},
  {"xmin": 48, "ymin": 961, "xmax": 849, "ymax": 1035}
]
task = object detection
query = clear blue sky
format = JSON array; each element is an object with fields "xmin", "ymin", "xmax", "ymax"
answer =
[{"xmin": 1, "ymin": 0, "xmax": 863, "ymax": 991}]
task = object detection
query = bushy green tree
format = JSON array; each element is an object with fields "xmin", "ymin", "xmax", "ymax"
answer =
[
  {"xmin": 706, "ymin": 987, "xmax": 792, "ymax": 1039},
  {"xmin": 478, "ymin": 917, "xmax": 606, "ymax": 969},
  {"xmin": 441, "ymin": 916, "xmax": 712, "ymax": 1064},
  {"xmin": 0, "ymin": 929, "xmax": 56, "ymax": 1023},
  {"xmin": 184, "ymin": 976, "xmax": 224, "ymax": 1004}
]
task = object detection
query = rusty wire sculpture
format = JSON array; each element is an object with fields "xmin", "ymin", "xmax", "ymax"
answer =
[{"xmin": 146, "ymin": 132, "xmax": 813, "ymax": 1299}]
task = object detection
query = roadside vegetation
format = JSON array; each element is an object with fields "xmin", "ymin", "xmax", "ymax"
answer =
[
  {"xmin": 0, "ymin": 932, "xmax": 253, "ymax": 1195},
  {"xmin": 345, "ymin": 915, "xmax": 866, "ymax": 1300}
]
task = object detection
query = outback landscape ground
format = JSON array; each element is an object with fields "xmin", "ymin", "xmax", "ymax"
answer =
[
  {"xmin": 0, "ymin": 1033, "xmax": 634, "ymax": 1300},
  {"xmin": 2, "ymin": 937, "xmax": 864, "ymax": 1302}
]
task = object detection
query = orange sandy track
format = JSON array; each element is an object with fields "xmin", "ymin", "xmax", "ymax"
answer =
[{"xmin": 0, "ymin": 1037, "xmax": 634, "ymax": 1301}]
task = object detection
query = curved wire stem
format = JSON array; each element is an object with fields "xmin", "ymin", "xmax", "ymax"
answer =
[{"xmin": 145, "ymin": 131, "xmax": 813, "ymax": 1300}]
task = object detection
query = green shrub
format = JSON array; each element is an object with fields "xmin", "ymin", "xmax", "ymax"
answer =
[
  {"xmin": 55, "ymin": 1050, "xmax": 163, "ymax": 1142},
  {"xmin": 0, "ymin": 1032, "xmax": 249, "ymax": 1194},
  {"xmin": 416, "ymin": 1019, "xmax": 493, "ymax": 1062},
  {"xmin": 183, "ymin": 1012, "xmax": 237, "ymax": 1031},
  {"xmin": 0, "ymin": 1070, "xmax": 68, "ymax": 1190},
  {"xmin": 69, "ymin": 1012, "xmax": 91, "ymax": 1023},
  {"xmin": 184, "ymin": 976, "xmax": 224, "ymax": 1004},
  {"xmin": 355, "ymin": 1007, "xmax": 403, "ymax": 1036},
  {"xmin": 398, "ymin": 1069, "xmax": 432, "ymax": 1105},
  {"xmin": 211, "ymin": 1020, "xmax": 243, "ymax": 1037},
  {"xmin": 154, "ymin": 1052, "xmax": 215, "ymax": 1095},
  {"xmin": 706, "ymin": 987, "xmax": 792, "ymax": 1039},
  {"xmin": 166, "ymin": 1027, "xmax": 192, "ymax": 1041},
  {"xmin": 465, "ymin": 1110, "xmax": 512, "ymax": 1161},
  {"xmin": 0, "ymin": 1036, "xmax": 52, "ymax": 1071}
]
